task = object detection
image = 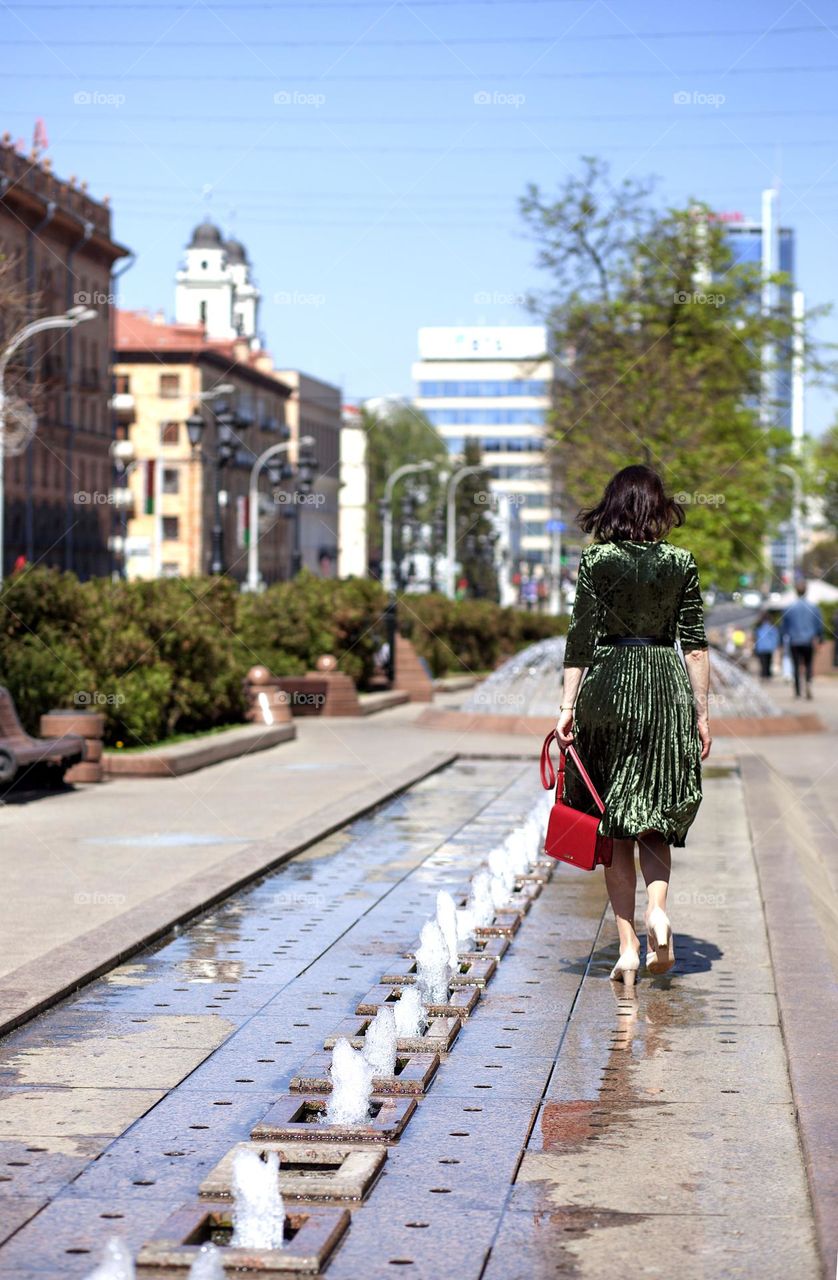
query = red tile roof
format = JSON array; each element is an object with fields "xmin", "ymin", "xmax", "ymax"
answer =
[{"xmin": 115, "ymin": 310, "xmax": 270, "ymax": 367}]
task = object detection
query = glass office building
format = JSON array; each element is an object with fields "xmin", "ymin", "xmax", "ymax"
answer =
[{"xmin": 412, "ymin": 327, "xmax": 554, "ymax": 578}]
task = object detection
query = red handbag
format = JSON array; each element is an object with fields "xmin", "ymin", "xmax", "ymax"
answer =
[{"xmin": 539, "ymin": 730, "xmax": 613, "ymax": 870}]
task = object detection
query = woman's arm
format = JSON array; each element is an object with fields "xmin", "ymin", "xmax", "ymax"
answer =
[
  {"xmin": 556, "ymin": 666, "xmax": 584, "ymax": 748},
  {"xmin": 556, "ymin": 549, "xmax": 599, "ymax": 746},
  {"xmin": 685, "ymin": 648, "xmax": 712, "ymax": 760}
]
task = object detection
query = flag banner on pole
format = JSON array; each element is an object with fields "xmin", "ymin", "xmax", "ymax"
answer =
[{"xmin": 144, "ymin": 459, "xmax": 155, "ymax": 515}]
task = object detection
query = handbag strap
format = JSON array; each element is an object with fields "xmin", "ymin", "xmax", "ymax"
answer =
[{"xmin": 539, "ymin": 730, "xmax": 606, "ymax": 816}]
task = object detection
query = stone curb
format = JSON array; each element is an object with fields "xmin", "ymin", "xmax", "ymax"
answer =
[
  {"xmin": 740, "ymin": 753, "xmax": 838, "ymax": 1279},
  {"xmin": 0, "ymin": 749, "xmax": 456, "ymax": 1040},
  {"xmin": 102, "ymin": 722, "xmax": 296, "ymax": 777}
]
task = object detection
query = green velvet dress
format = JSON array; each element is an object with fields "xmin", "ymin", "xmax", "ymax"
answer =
[{"xmin": 563, "ymin": 540, "xmax": 708, "ymax": 847}]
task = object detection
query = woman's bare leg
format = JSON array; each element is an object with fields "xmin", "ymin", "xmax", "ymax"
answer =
[
  {"xmin": 605, "ymin": 838, "xmax": 640, "ymax": 953},
  {"xmin": 637, "ymin": 831, "xmax": 672, "ymax": 911},
  {"xmin": 638, "ymin": 831, "xmax": 675, "ymax": 973}
]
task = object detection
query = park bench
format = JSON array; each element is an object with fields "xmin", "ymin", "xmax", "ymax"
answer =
[{"xmin": 0, "ymin": 687, "xmax": 86, "ymax": 784}]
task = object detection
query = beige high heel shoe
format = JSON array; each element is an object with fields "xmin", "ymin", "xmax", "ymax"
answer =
[
  {"xmin": 609, "ymin": 947, "xmax": 640, "ymax": 987},
  {"xmin": 645, "ymin": 907, "xmax": 675, "ymax": 975}
]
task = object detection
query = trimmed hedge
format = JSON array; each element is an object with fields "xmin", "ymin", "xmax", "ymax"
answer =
[
  {"xmin": 0, "ymin": 569, "xmax": 565, "ymax": 747},
  {"xmin": 398, "ymin": 593, "xmax": 567, "ymax": 676}
]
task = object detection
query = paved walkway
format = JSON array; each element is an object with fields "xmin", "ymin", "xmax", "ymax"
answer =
[
  {"xmin": 0, "ymin": 676, "xmax": 834, "ymax": 1275},
  {"xmin": 0, "ymin": 750, "xmax": 825, "ymax": 1277}
]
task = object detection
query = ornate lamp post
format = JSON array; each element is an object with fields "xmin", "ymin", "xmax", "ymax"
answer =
[
  {"xmin": 246, "ymin": 433, "xmax": 315, "ymax": 591},
  {"xmin": 290, "ymin": 436, "xmax": 319, "ymax": 578},
  {"xmin": 0, "ymin": 305, "xmax": 96, "ymax": 583},
  {"xmin": 186, "ymin": 395, "xmax": 245, "ymax": 575}
]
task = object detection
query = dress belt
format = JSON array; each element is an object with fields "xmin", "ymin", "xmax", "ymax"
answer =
[{"xmin": 599, "ymin": 635, "xmax": 673, "ymax": 647}]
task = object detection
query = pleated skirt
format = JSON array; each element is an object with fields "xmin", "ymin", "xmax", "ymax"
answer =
[{"xmin": 564, "ymin": 647, "xmax": 703, "ymax": 848}]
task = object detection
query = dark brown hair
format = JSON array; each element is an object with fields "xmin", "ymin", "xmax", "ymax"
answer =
[{"xmin": 578, "ymin": 465, "xmax": 684, "ymax": 542}]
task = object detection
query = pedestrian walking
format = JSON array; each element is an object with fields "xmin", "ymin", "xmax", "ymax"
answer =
[
  {"xmin": 555, "ymin": 465, "xmax": 710, "ymax": 987},
  {"xmin": 753, "ymin": 611, "xmax": 780, "ymax": 680},
  {"xmin": 780, "ymin": 581, "xmax": 824, "ymax": 700}
]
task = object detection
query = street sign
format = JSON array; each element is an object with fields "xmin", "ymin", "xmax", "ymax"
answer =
[{"xmin": 545, "ymin": 519, "xmax": 565, "ymax": 533}]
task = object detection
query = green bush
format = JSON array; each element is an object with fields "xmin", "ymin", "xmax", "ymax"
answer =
[
  {"xmin": 236, "ymin": 572, "xmax": 388, "ymax": 687},
  {"xmin": 398, "ymin": 592, "xmax": 567, "ymax": 676},
  {"xmin": 0, "ymin": 568, "xmax": 566, "ymax": 746}
]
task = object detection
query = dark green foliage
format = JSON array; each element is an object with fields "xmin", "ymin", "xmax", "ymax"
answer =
[{"xmin": 0, "ymin": 568, "xmax": 564, "ymax": 744}]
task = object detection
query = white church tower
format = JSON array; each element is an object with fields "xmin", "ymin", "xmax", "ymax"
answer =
[{"xmin": 175, "ymin": 221, "xmax": 261, "ymax": 347}]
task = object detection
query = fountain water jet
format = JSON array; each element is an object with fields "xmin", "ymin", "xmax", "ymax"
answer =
[
  {"xmin": 84, "ymin": 1238, "xmax": 134, "ymax": 1280},
  {"xmin": 447, "ymin": 633, "xmax": 801, "ymax": 729},
  {"xmin": 504, "ymin": 828, "xmax": 531, "ymax": 877},
  {"xmin": 488, "ymin": 846, "xmax": 516, "ymax": 893},
  {"xmin": 436, "ymin": 890, "xmax": 460, "ymax": 968},
  {"xmin": 415, "ymin": 920, "xmax": 451, "ymax": 1004},
  {"xmin": 324, "ymin": 1037, "xmax": 374, "ymax": 1125},
  {"xmin": 467, "ymin": 870, "xmax": 496, "ymax": 928},
  {"xmin": 393, "ymin": 984, "xmax": 427, "ymax": 1037},
  {"xmin": 362, "ymin": 1005, "xmax": 398, "ymax": 1076},
  {"xmin": 187, "ymin": 1242, "xmax": 226, "ymax": 1278},
  {"xmin": 230, "ymin": 1147, "xmax": 285, "ymax": 1250}
]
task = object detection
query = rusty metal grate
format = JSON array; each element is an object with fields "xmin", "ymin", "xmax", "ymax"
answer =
[
  {"xmin": 251, "ymin": 1094, "xmax": 416, "ymax": 1145},
  {"xmin": 199, "ymin": 1141, "xmax": 386, "ymax": 1205},
  {"xmin": 290, "ymin": 1050, "xmax": 440, "ymax": 1096}
]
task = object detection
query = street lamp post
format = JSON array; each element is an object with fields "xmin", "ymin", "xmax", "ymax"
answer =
[
  {"xmin": 291, "ymin": 437, "xmax": 319, "ymax": 578},
  {"xmin": 186, "ymin": 387, "xmax": 242, "ymax": 576},
  {"xmin": 0, "ymin": 306, "xmax": 97, "ymax": 584},
  {"xmin": 777, "ymin": 462, "xmax": 804, "ymax": 578},
  {"xmin": 381, "ymin": 461, "xmax": 436, "ymax": 593},
  {"xmin": 246, "ymin": 434, "xmax": 315, "ymax": 591},
  {"xmin": 445, "ymin": 464, "xmax": 483, "ymax": 599}
]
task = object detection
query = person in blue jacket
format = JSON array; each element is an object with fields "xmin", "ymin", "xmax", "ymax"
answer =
[
  {"xmin": 753, "ymin": 611, "xmax": 780, "ymax": 680},
  {"xmin": 780, "ymin": 581, "xmax": 824, "ymax": 699}
]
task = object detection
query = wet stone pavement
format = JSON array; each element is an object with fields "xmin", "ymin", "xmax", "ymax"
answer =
[{"xmin": 0, "ymin": 758, "xmax": 821, "ymax": 1278}]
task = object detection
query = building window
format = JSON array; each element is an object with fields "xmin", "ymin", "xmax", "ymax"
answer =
[
  {"xmin": 115, "ymin": 372, "xmax": 130, "ymax": 394},
  {"xmin": 199, "ymin": 300, "xmax": 207, "ymax": 325},
  {"xmin": 160, "ymin": 421, "xmax": 180, "ymax": 445},
  {"xmin": 161, "ymin": 562, "xmax": 180, "ymax": 577},
  {"xmin": 162, "ymin": 467, "xmax": 179, "ymax": 494},
  {"xmin": 160, "ymin": 373, "xmax": 180, "ymax": 398},
  {"xmin": 162, "ymin": 516, "xmax": 179, "ymax": 540}
]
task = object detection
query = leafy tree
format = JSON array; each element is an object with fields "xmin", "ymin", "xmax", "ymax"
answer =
[
  {"xmin": 362, "ymin": 401, "xmax": 448, "ymax": 576},
  {"xmin": 454, "ymin": 437, "xmax": 499, "ymax": 600},
  {"xmin": 813, "ymin": 422, "xmax": 838, "ymax": 535},
  {"xmin": 520, "ymin": 157, "xmax": 831, "ymax": 588},
  {"xmin": 801, "ymin": 537, "xmax": 838, "ymax": 587}
]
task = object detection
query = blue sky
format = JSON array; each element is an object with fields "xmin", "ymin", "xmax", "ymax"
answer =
[{"xmin": 3, "ymin": 0, "xmax": 838, "ymax": 432}]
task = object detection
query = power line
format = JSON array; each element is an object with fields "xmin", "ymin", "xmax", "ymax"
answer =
[
  {"xmin": 6, "ymin": 64, "xmax": 838, "ymax": 80},
  {"xmin": 1, "ymin": 25, "xmax": 832, "ymax": 45},
  {"xmin": 2, "ymin": 0, "xmax": 737, "ymax": 8},
  {"xmin": 7, "ymin": 107, "xmax": 838, "ymax": 124},
  {"xmin": 30, "ymin": 138, "xmax": 838, "ymax": 153}
]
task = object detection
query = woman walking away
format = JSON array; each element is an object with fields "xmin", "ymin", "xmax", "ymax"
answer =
[
  {"xmin": 753, "ymin": 611, "xmax": 780, "ymax": 680},
  {"xmin": 556, "ymin": 465, "xmax": 711, "ymax": 987}
]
